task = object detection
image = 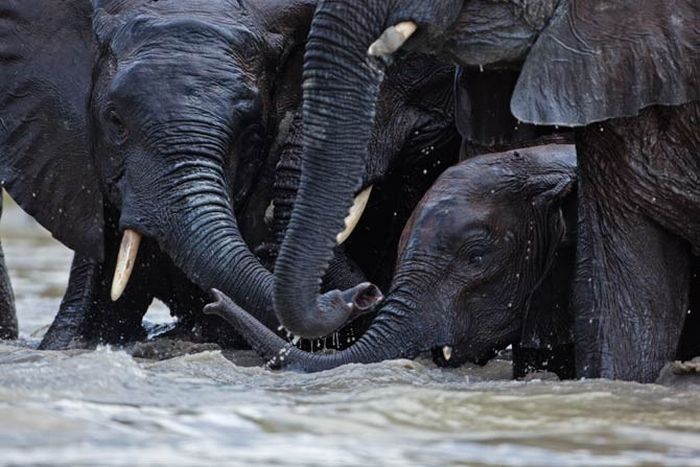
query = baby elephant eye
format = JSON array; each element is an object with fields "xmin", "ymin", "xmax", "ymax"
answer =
[
  {"xmin": 468, "ymin": 253, "xmax": 484, "ymax": 265},
  {"xmin": 107, "ymin": 107, "xmax": 127, "ymax": 143}
]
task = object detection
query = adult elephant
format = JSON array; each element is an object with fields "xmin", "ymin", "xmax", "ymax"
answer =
[
  {"xmin": 0, "ymin": 0, "xmax": 380, "ymax": 348},
  {"xmin": 270, "ymin": 0, "xmax": 699, "ymax": 382}
]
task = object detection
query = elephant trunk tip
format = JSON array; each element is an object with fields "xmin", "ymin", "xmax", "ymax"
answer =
[
  {"xmin": 279, "ymin": 281, "xmax": 384, "ymax": 339},
  {"xmin": 345, "ymin": 281, "xmax": 384, "ymax": 313}
]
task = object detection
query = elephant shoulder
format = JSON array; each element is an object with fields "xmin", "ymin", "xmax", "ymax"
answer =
[{"xmin": 512, "ymin": 0, "xmax": 700, "ymax": 126}]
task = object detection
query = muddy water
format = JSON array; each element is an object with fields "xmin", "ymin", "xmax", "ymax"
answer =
[{"xmin": 1, "ymin": 202, "xmax": 699, "ymax": 466}]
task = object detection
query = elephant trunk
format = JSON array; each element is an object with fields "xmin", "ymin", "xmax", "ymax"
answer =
[
  {"xmin": 273, "ymin": 0, "xmax": 389, "ymax": 338},
  {"xmin": 206, "ymin": 287, "xmax": 429, "ymax": 372},
  {"xmin": 161, "ymin": 163, "xmax": 277, "ymax": 329},
  {"xmin": 118, "ymin": 123, "xmax": 278, "ymax": 329}
]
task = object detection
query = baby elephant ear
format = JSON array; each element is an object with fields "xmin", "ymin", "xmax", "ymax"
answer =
[
  {"xmin": 521, "ymin": 144, "xmax": 577, "ymax": 209},
  {"xmin": 512, "ymin": 0, "xmax": 700, "ymax": 126},
  {"xmin": 0, "ymin": 1, "xmax": 104, "ymax": 259}
]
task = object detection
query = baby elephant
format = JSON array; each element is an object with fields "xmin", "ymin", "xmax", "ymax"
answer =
[{"xmin": 206, "ymin": 144, "xmax": 577, "ymax": 375}]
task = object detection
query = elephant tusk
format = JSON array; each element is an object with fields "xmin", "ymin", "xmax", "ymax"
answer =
[
  {"xmin": 110, "ymin": 229, "xmax": 142, "ymax": 301},
  {"xmin": 337, "ymin": 185, "xmax": 373, "ymax": 245},
  {"xmin": 442, "ymin": 345, "xmax": 453, "ymax": 362},
  {"xmin": 368, "ymin": 21, "xmax": 417, "ymax": 57}
]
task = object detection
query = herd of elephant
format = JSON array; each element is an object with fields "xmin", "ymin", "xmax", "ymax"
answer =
[{"xmin": 0, "ymin": 0, "xmax": 697, "ymax": 383}]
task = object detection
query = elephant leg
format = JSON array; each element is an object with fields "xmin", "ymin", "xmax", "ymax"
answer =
[
  {"xmin": 677, "ymin": 255, "xmax": 700, "ymax": 361},
  {"xmin": 574, "ymin": 187, "xmax": 690, "ymax": 382},
  {"xmin": 574, "ymin": 108, "xmax": 695, "ymax": 382},
  {"xmin": 40, "ymin": 231, "xmax": 159, "ymax": 349},
  {"xmin": 85, "ymin": 232, "xmax": 159, "ymax": 345},
  {"xmin": 39, "ymin": 254, "xmax": 101, "ymax": 350},
  {"xmin": 0, "ymin": 195, "xmax": 17, "ymax": 340}
]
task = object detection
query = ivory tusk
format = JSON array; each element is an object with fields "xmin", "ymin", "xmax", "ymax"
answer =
[
  {"xmin": 110, "ymin": 229, "xmax": 142, "ymax": 301},
  {"xmin": 368, "ymin": 21, "xmax": 418, "ymax": 57},
  {"xmin": 442, "ymin": 345, "xmax": 453, "ymax": 362},
  {"xmin": 337, "ymin": 186, "xmax": 373, "ymax": 245}
]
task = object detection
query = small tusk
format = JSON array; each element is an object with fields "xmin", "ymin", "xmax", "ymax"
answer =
[
  {"xmin": 368, "ymin": 21, "xmax": 417, "ymax": 57},
  {"xmin": 292, "ymin": 335, "xmax": 301, "ymax": 345},
  {"xmin": 337, "ymin": 186, "xmax": 373, "ymax": 245},
  {"xmin": 264, "ymin": 200, "xmax": 275, "ymax": 226},
  {"xmin": 442, "ymin": 345, "xmax": 453, "ymax": 362},
  {"xmin": 110, "ymin": 229, "xmax": 142, "ymax": 301}
]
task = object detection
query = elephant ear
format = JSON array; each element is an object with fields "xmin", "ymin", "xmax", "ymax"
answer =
[
  {"xmin": 511, "ymin": 0, "xmax": 700, "ymax": 126},
  {"xmin": 0, "ymin": 0, "xmax": 103, "ymax": 259}
]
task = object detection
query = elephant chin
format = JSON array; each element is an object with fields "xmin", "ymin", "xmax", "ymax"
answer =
[{"xmin": 204, "ymin": 289, "xmax": 429, "ymax": 373}]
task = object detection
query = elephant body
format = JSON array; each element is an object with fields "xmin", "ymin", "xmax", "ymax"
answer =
[{"xmin": 256, "ymin": 0, "xmax": 699, "ymax": 382}]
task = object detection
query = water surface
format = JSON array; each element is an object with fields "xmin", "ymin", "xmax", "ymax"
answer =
[{"xmin": 1, "ymin": 202, "xmax": 699, "ymax": 466}]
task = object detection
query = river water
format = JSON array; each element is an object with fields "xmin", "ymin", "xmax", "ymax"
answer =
[{"xmin": 1, "ymin": 201, "xmax": 698, "ymax": 466}]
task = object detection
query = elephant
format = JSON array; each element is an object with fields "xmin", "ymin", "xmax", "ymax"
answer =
[
  {"xmin": 0, "ymin": 195, "xmax": 17, "ymax": 340},
  {"xmin": 0, "ymin": 0, "xmax": 375, "ymax": 348},
  {"xmin": 260, "ymin": 0, "xmax": 699, "ymax": 382},
  {"xmin": 205, "ymin": 143, "xmax": 579, "ymax": 375}
]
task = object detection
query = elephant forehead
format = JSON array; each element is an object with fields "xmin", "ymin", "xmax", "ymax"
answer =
[
  {"xmin": 438, "ymin": 162, "xmax": 517, "ymax": 199},
  {"xmin": 413, "ymin": 191, "xmax": 497, "ymax": 237},
  {"xmin": 109, "ymin": 15, "xmax": 254, "ymax": 54},
  {"xmin": 109, "ymin": 56, "xmax": 250, "ymax": 110}
]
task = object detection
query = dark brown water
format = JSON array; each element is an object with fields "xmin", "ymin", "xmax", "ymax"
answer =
[{"xmin": 1, "ymin": 201, "xmax": 699, "ymax": 466}]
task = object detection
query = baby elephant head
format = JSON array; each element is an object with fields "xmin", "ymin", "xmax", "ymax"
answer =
[
  {"xmin": 205, "ymin": 144, "xmax": 577, "ymax": 372},
  {"xmin": 395, "ymin": 144, "xmax": 577, "ymax": 366}
]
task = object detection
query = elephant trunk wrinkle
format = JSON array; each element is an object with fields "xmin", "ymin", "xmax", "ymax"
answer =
[{"xmin": 272, "ymin": 0, "xmax": 389, "ymax": 338}]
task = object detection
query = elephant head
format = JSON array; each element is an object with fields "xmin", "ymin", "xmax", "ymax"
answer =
[
  {"xmin": 207, "ymin": 143, "xmax": 577, "ymax": 371},
  {"xmin": 272, "ymin": 0, "xmax": 698, "ymax": 338},
  {"xmin": 0, "ymin": 0, "xmax": 326, "ymax": 330}
]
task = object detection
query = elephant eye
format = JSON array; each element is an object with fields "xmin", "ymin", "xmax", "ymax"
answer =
[
  {"xmin": 107, "ymin": 107, "xmax": 127, "ymax": 144},
  {"xmin": 411, "ymin": 119, "xmax": 442, "ymax": 143},
  {"xmin": 468, "ymin": 253, "xmax": 484, "ymax": 265},
  {"xmin": 463, "ymin": 243, "xmax": 489, "ymax": 266}
]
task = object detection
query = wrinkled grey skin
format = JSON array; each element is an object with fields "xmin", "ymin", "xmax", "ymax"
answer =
[
  {"xmin": 259, "ymin": 0, "xmax": 699, "ymax": 382},
  {"xmin": 206, "ymin": 144, "xmax": 578, "ymax": 374},
  {"xmin": 0, "ymin": 195, "xmax": 17, "ymax": 341}
]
